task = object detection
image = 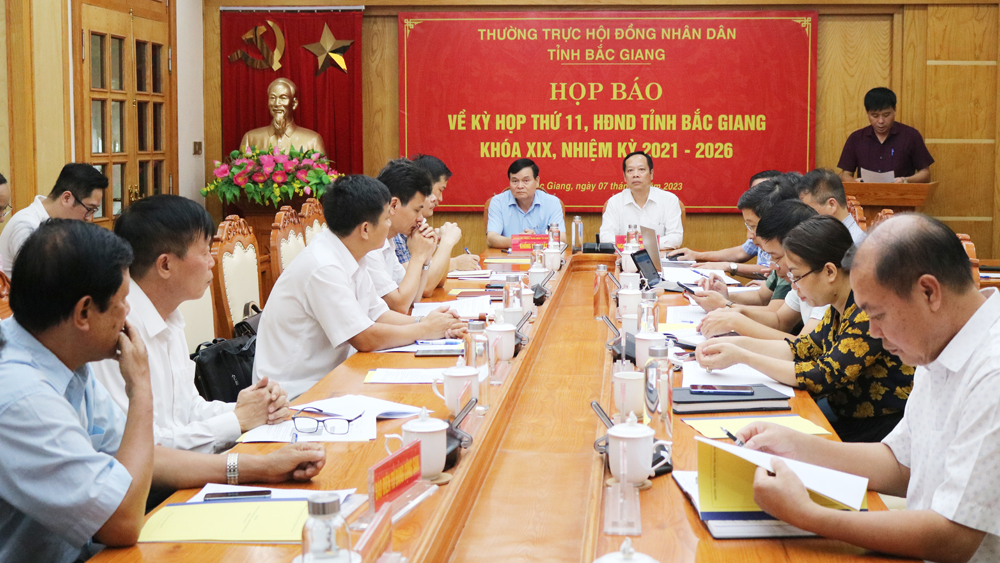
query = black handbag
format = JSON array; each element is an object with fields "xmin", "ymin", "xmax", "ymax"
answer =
[{"xmin": 191, "ymin": 336, "xmax": 256, "ymax": 403}]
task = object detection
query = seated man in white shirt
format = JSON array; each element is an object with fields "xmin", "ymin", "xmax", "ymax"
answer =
[
  {"xmin": 367, "ymin": 159, "xmax": 438, "ymax": 313},
  {"xmin": 91, "ymin": 195, "xmax": 289, "ymax": 454},
  {"xmin": 599, "ymin": 151, "xmax": 683, "ymax": 249},
  {"xmin": 0, "ymin": 220, "xmax": 325, "ymax": 562},
  {"xmin": 254, "ymin": 175, "xmax": 465, "ymax": 398},
  {"xmin": 795, "ymin": 168, "xmax": 867, "ymax": 244},
  {"xmin": 737, "ymin": 214, "xmax": 998, "ymax": 563},
  {"xmin": 0, "ymin": 163, "xmax": 106, "ymax": 277},
  {"xmin": 699, "ymin": 199, "xmax": 826, "ymax": 339}
]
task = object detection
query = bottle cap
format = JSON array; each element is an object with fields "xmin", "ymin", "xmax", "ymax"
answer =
[
  {"xmin": 641, "ymin": 290, "xmax": 658, "ymax": 300},
  {"xmin": 597, "ymin": 264, "xmax": 608, "ymax": 272},
  {"xmin": 307, "ymin": 492, "xmax": 341, "ymax": 516},
  {"xmin": 468, "ymin": 320, "xmax": 486, "ymax": 331},
  {"xmin": 574, "ymin": 215, "xmax": 582, "ymax": 220},
  {"xmin": 506, "ymin": 275, "xmax": 521, "ymax": 283},
  {"xmin": 648, "ymin": 346, "xmax": 670, "ymax": 358}
]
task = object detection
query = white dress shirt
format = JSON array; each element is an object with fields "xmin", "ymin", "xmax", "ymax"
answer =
[
  {"xmin": 882, "ymin": 288, "xmax": 1000, "ymax": 563},
  {"xmin": 842, "ymin": 214, "xmax": 866, "ymax": 245},
  {"xmin": 784, "ymin": 289, "xmax": 828, "ymax": 325},
  {"xmin": 91, "ymin": 280, "xmax": 241, "ymax": 453},
  {"xmin": 599, "ymin": 187, "xmax": 683, "ymax": 248},
  {"xmin": 253, "ymin": 229, "xmax": 390, "ymax": 398},
  {"xmin": 365, "ymin": 238, "xmax": 406, "ymax": 297},
  {"xmin": 0, "ymin": 195, "xmax": 50, "ymax": 277}
]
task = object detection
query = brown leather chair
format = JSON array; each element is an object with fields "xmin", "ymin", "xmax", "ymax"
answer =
[
  {"xmin": 300, "ymin": 197, "xmax": 328, "ymax": 245},
  {"xmin": 210, "ymin": 215, "xmax": 263, "ymax": 339},
  {"xmin": 870, "ymin": 208, "xmax": 895, "ymax": 230},
  {"xmin": 270, "ymin": 206, "xmax": 306, "ymax": 282},
  {"xmin": 958, "ymin": 234, "xmax": 981, "ymax": 289}
]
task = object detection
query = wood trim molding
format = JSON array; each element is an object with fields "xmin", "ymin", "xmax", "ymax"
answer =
[{"xmin": 6, "ymin": 0, "xmax": 37, "ymax": 210}]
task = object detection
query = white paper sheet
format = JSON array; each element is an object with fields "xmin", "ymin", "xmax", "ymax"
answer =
[
  {"xmin": 375, "ymin": 339, "xmax": 465, "ymax": 353},
  {"xmin": 447, "ymin": 269, "xmax": 492, "ymax": 278},
  {"xmin": 682, "ymin": 361, "xmax": 796, "ymax": 397},
  {"xmin": 666, "ymin": 305, "xmax": 707, "ymax": 324},
  {"xmin": 728, "ymin": 286, "xmax": 761, "ymax": 294},
  {"xmin": 237, "ymin": 415, "xmax": 377, "ymax": 443},
  {"xmin": 364, "ymin": 365, "xmax": 489, "ymax": 384},
  {"xmin": 694, "ymin": 437, "xmax": 869, "ymax": 510},
  {"xmin": 859, "ymin": 167, "xmax": 894, "ymax": 183},
  {"xmin": 293, "ymin": 394, "xmax": 426, "ymax": 419},
  {"xmin": 411, "ymin": 296, "xmax": 492, "ymax": 319}
]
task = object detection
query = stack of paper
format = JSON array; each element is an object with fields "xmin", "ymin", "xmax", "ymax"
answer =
[
  {"xmin": 682, "ymin": 361, "xmax": 796, "ymax": 397},
  {"xmin": 375, "ymin": 339, "xmax": 465, "ymax": 353},
  {"xmin": 364, "ymin": 365, "xmax": 488, "ymax": 384},
  {"xmin": 447, "ymin": 269, "xmax": 492, "ymax": 278},
  {"xmin": 411, "ymin": 296, "xmax": 492, "ymax": 319}
]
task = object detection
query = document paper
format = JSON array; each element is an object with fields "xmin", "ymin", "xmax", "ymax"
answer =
[
  {"xmin": 682, "ymin": 361, "xmax": 796, "ymax": 397},
  {"xmin": 138, "ymin": 500, "xmax": 308, "ymax": 543},
  {"xmin": 683, "ymin": 414, "xmax": 831, "ymax": 439},
  {"xmin": 411, "ymin": 296, "xmax": 492, "ymax": 319}
]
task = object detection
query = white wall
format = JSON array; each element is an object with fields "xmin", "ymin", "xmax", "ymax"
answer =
[{"xmin": 176, "ymin": 0, "xmax": 206, "ymax": 203}]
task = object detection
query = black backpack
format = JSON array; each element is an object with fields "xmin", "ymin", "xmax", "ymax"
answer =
[{"xmin": 190, "ymin": 303, "xmax": 262, "ymax": 403}]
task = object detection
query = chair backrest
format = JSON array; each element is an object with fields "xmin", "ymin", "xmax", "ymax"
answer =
[
  {"xmin": 300, "ymin": 197, "xmax": 328, "ymax": 245},
  {"xmin": 0, "ymin": 271, "xmax": 11, "ymax": 320},
  {"xmin": 870, "ymin": 208, "xmax": 894, "ymax": 230},
  {"xmin": 210, "ymin": 215, "xmax": 262, "ymax": 339},
  {"xmin": 958, "ymin": 234, "xmax": 981, "ymax": 289},
  {"xmin": 270, "ymin": 205, "xmax": 306, "ymax": 281},
  {"xmin": 845, "ymin": 196, "xmax": 867, "ymax": 231},
  {"xmin": 176, "ymin": 287, "xmax": 216, "ymax": 354}
]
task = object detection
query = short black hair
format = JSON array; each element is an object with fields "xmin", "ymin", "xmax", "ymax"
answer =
[
  {"xmin": 755, "ymin": 199, "xmax": 818, "ymax": 243},
  {"xmin": 864, "ymin": 87, "xmax": 897, "ymax": 112},
  {"xmin": 114, "ymin": 195, "xmax": 216, "ymax": 279},
  {"xmin": 737, "ymin": 176, "xmax": 797, "ymax": 218},
  {"xmin": 324, "ymin": 175, "xmax": 391, "ymax": 238},
  {"xmin": 48, "ymin": 163, "xmax": 108, "ymax": 202},
  {"xmin": 796, "ymin": 168, "xmax": 847, "ymax": 207},
  {"xmin": 782, "ymin": 215, "xmax": 855, "ymax": 272},
  {"xmin": 376, "ymin": 158, "xmax": 432, "ymax": 205},
  {"xmin": 750, "ymin": 170, "xmax": 781, "ymax": 185},
  {"xmin": 857, "ymin": 214, "xmax": 974, "ymax": 297},
  {"xmin": 11, "ymin": 219, "xmax": 133, "ymax": 333},
  {"xmin": 411, "ymin": 154, "xmax": 452, "ymax": 183},
  {"xmin": 622, "ymin": 151, "xmax": 653, "ymax": 173},
  {"xmin": 507, "ymin": 158, "xmax": 539, "ymax": 178}
]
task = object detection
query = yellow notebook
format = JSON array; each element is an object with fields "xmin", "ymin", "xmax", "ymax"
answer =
[
  {"xmin": 684, "ymin": 414, "xmax": 831, "ymax": 440},
  {"xmin": 138, "ymin": 500, "xmax": 308, "ymax": 543}
]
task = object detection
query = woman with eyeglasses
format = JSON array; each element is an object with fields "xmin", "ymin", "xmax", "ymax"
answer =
[{"xmin": 695, "ymin": 215, "xmax": 914, "ymax": 442}]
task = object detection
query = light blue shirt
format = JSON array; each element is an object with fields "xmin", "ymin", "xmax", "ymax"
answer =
[
  {"xmin": 0, "ymin": 318, "xmax": 132, "ymax": 563},
  {"xmin": 741, "ymin": 239, "xmax": 771, "ymax": 268},
  {"xmin": 487, "ymin": 190, "xmax": 566, "ymax": 237}
]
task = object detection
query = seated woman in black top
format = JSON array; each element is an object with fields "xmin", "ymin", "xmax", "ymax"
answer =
[{"xmin": 695, "ymin": 215, "xmax": 914, "ymax": 442}]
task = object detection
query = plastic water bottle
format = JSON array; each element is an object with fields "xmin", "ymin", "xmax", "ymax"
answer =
[
  {"xmin": 594, "ymin": 264, "xmax": 611, "ymax": 320},
  {"xmin": 572, "ymin": 216, "xmax": 584, "ymax": 252},
  {"xmin": 302, "ymin": 493, "xmax": 358, "ymax": 562}
]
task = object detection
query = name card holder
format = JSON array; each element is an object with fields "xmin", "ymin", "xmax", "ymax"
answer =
[
  {"xmin": 355, "ymin": 505, "xmax": 393, "ymax": 563},
  {"xmin": 614, "ymin": 234, "xmax": 644, "ymax": 252},
  {"xmin": 510, "ymin": 233, "xmax": 550, "ymax": 252},
  {"xmin": 350, "ymin": 441, "xmax": 437, "ymax": 531}
]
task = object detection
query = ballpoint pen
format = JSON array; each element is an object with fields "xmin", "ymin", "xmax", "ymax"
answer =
[
  {"xmin": 465, "ymin": 247, "xmax": 471, "ymax": 254},
  {"xmin": 721, "ymin": 427, "xmax": 745, "ymax": 447}
]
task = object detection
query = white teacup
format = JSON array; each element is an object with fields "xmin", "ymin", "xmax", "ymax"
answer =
[
  {"xmin": 503, "ymin": 306, "xmax": 523, "ymax": 326},
  {"xmin": 607, "ymin": 412, "xmax": 672, "ymax": 484},
  {"xmin": 621, "ymin": 313, "xmax": 639, "ymax": 336},
  {"xmin": 612, "ymin": 371, "xmax": 645, "ymax": 417},
  {"xmin": 431, "ymin": 364, "xmax": 479, "ymax": 415},
  {"xmin": 527, "ymin": 265, "xmax": 549, "ymax": 287},
  {"xmin": 618, "ymin": 288, "xmax": 642, "ymax": 317},
  {"xmin": 634, "ymin": 332, "xmax": 666, "ymax": 370},
  {"xmin": 384, "ymin": 408, "xmax": 450, "ymax": 479},
  {"xmin": 520, "ymin": 288, "xmax": 534, "ymax": 316},
  {"xmin": 544, "ymin": 248, "xmax": 562, "ymax": 271},
  {"xmin": 620, "ymin": 272, "xmax": 641, "ymax": 290},
  {"xmin": 485, "ymin": 323, "xmax": 516, "ymax": 361}
]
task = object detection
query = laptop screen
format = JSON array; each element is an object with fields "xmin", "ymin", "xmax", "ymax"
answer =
[
  {"xmin": 631, "ymin": 248, "xmax": 661, "ymax": 287},
  {"xmin": 639, "ymin": 226, "xmax": 663, "ymax": 272}
]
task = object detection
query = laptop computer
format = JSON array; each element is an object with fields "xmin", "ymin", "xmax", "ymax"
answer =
[{"xmin": 641, "ymin": 225, "xmax": 695, "ymax": 268}]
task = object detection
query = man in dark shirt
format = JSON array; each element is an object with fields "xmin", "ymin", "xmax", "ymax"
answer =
[{"xmin": 837, "ymin": 87, "xmax": 934, "ymax": 184}]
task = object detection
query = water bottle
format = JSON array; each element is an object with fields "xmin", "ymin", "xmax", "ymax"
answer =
[
  {"xmin": 626, "ymin": 224, "xmax": 640, "ymax": 245},
  {"xmin": 301, "ymin": 493, "xmax": 358, "ymax": 562},
  {"xmin": 594, "ymin": 264, "xmax": 610, "ymax": 320},
  {"xmin": 466, "ymin": 320, "xmax": 491, "ymax": 412},
  {"xmin": 548, "ymin": 222, "xmax": 561, "ymax": 249},
  {"xmin": 647, "ymin": 345, "xmax": 674, "ymax": 441},
  {"xmin": 532, "ymin": 243, "xmax": 545, "ymax": 268},
  {"xmin": 572, "ymin": 215, "xmax": 584, "ymax": 252},
  {"xmin": 639, "ymin": 290, "xmax": 660, "ymax": 333}
]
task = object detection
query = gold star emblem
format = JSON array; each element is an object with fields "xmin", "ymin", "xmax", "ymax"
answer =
[{"xmin": 302, "ymin": 23, "xmax": 354, "ymax": 75}]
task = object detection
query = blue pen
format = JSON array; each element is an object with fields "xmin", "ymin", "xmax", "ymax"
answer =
[
  {"xmin": 464, "ymin": 247, "xmax": 471, "ymax": 254},
  {"xmin": 292, "ymin": 432, "xmax": 299, "ymax": 443},
  {"xmin": 721, "ymin": 427, "xmax": 745, "ymax": 447}
]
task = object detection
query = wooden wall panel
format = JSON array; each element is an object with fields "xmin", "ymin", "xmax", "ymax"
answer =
[
  {"xmin": 0, "ymin": 3, "xmax": 10, "ymax": 180},
  {"xmin": 924, "ymin": 65, "xmax": 997, "ymax": 138},
  {"xmin": 921, "ymin": 143, "xmax": 994, "ymax": 215},
  {"xmin": 362, "ymin": 16, "xmax": 400, "ymax": 176},
  {"xmin": 6, "ymin": 0, "xmax": 37, "ymax": 211},
  {"xmin": 815, "ymin": 15, "xmax": 894, "ymax": 170},
  {"xmin": 927, "ymin": 5, "xmax": 998, "ymax": 60},
  {"xmin": 942, "ymin": 220, "xmax": 993, "ymax": 257},
  {"xmin": 901, "ymin": 6, "xmax": 928, "ymax": 130}
]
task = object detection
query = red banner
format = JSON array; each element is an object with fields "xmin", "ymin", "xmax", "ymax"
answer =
[
  {"xmin": 399, "ymin": 11, "xmax": 816, "ymax": 213},
  {"xmin": 221, "ymin": 11, "xmax": 363, "ymax": 174}
]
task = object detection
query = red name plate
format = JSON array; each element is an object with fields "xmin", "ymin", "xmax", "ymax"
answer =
[
  {"xmin": 356, "ymin": 505, "xmax": 393, "ymax": 563},
  {"xmin": 614, "ymin": 234, "xmax": 644, "ymax": 251},
  {"xmin": 510, "ymin": 233, "xmax": 551, "ymax": 251},
  {"xmin": 370, "ymin": 440, "xmax": 421, "ymax": 511}
]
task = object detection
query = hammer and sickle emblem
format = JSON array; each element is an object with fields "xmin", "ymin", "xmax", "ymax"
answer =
[{"xmin": 228, "ymin": 20, "xmax": 285, "ymax": 71}]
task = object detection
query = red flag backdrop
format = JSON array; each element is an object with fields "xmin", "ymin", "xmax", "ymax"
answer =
[
  {"xmin": 399, "ymin": 11, "xmax": 817, "ymax": 213},
  {"xmin": 221, "ymin": 11, "xmax": 363, "ymax": 174}
]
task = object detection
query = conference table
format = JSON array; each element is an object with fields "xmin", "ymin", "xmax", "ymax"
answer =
[{"xmin": 93, "ymin": 250, "xmax": 913, "ymax": 563}]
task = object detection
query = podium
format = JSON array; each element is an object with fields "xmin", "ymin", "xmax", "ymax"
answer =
[{"xmin": 844, "ymin": 182, "xmax": 937, "ymax": 212}]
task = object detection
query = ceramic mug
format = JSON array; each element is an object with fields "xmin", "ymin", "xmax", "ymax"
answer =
[
  {"xmin": 606, "ymin": 415, "xmax": 672, "ymax": 484},
  {"xmin": 634, "ymin": 332, "xmax": 666, "ymax": 371},
  {"xmin": 485, "ymin": 323, "xmax": 516, "ymax": 361},
  {"xmin": 618, "ymin": 288, "xmax": 642, "ymax": 317},
  {"xmin": 544, "ymin": 248, "xmax": 562, "ymax": 271},
  {"xmin": 621, "ymin": 313, "xmax": 639, "ymax": 336},
  {"xmin": 612, "ymin": 371, "xmax": 645, "ymax": 417},
  {"xmin": 527, "ymin": 265, "xmax": 549, "ymax": 287},
  {"xmin": 384, "ymin": 410, "xmax": 450, "ymax": 479},
  {"xmin": 431, "ymin": 365, "xmax": 479, "ymax": 415},
  {"xmin": 620, "ymin": 272, "xmax": 641, "ymax": 290}
]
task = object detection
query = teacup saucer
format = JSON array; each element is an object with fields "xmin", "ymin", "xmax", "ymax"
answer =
[
  {"xmin": 429, "ymin": 473, "xmax": 453, "ymax": 485},
  {"xmin": 605, "ymin": 477, "xmax": 653, "ymax": 491}
]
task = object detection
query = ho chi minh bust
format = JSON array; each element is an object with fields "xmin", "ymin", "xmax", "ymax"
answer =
[{"xmin": 240, "ymin": 78, "xmax": 327, "ymax": 156}]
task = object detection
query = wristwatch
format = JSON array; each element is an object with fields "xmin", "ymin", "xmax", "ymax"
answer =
[
  {"xmin": 725, "ymin": 301, "xmax": 735, "ymax": 308},
  {"xmin": 226, "ymin": 453, "xmax": 239, "ymax": 485},
  {"xmin": 729, "ymin": 263, "xmax": 738, "ymax": 275}
]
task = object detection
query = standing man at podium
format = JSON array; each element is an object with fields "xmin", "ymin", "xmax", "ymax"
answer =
[{"xmin": 837, "ymin": 87, "xmax": 934, "ymax": 184}]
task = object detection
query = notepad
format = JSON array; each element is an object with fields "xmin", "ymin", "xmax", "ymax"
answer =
[
  {"xmin": 138, "ymin": 500, "xmax": 308, "ymax": 543},
  {"xmin": 683, "ymin": 414, "xmax": 830, "ymax": 439}
]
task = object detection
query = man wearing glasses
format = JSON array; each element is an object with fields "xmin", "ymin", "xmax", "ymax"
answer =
[{"xmin": 0, "ymin": 163, "xmax": 105, "ymax": 277}]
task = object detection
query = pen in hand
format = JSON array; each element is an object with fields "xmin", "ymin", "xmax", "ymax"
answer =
[
  {"xmin": 721, "ymin": 427, "xmax": 745, "ymax": 447},
  {"xmin": 465, "ymin": 247, "xmax": 471, "ymax": 254}
]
